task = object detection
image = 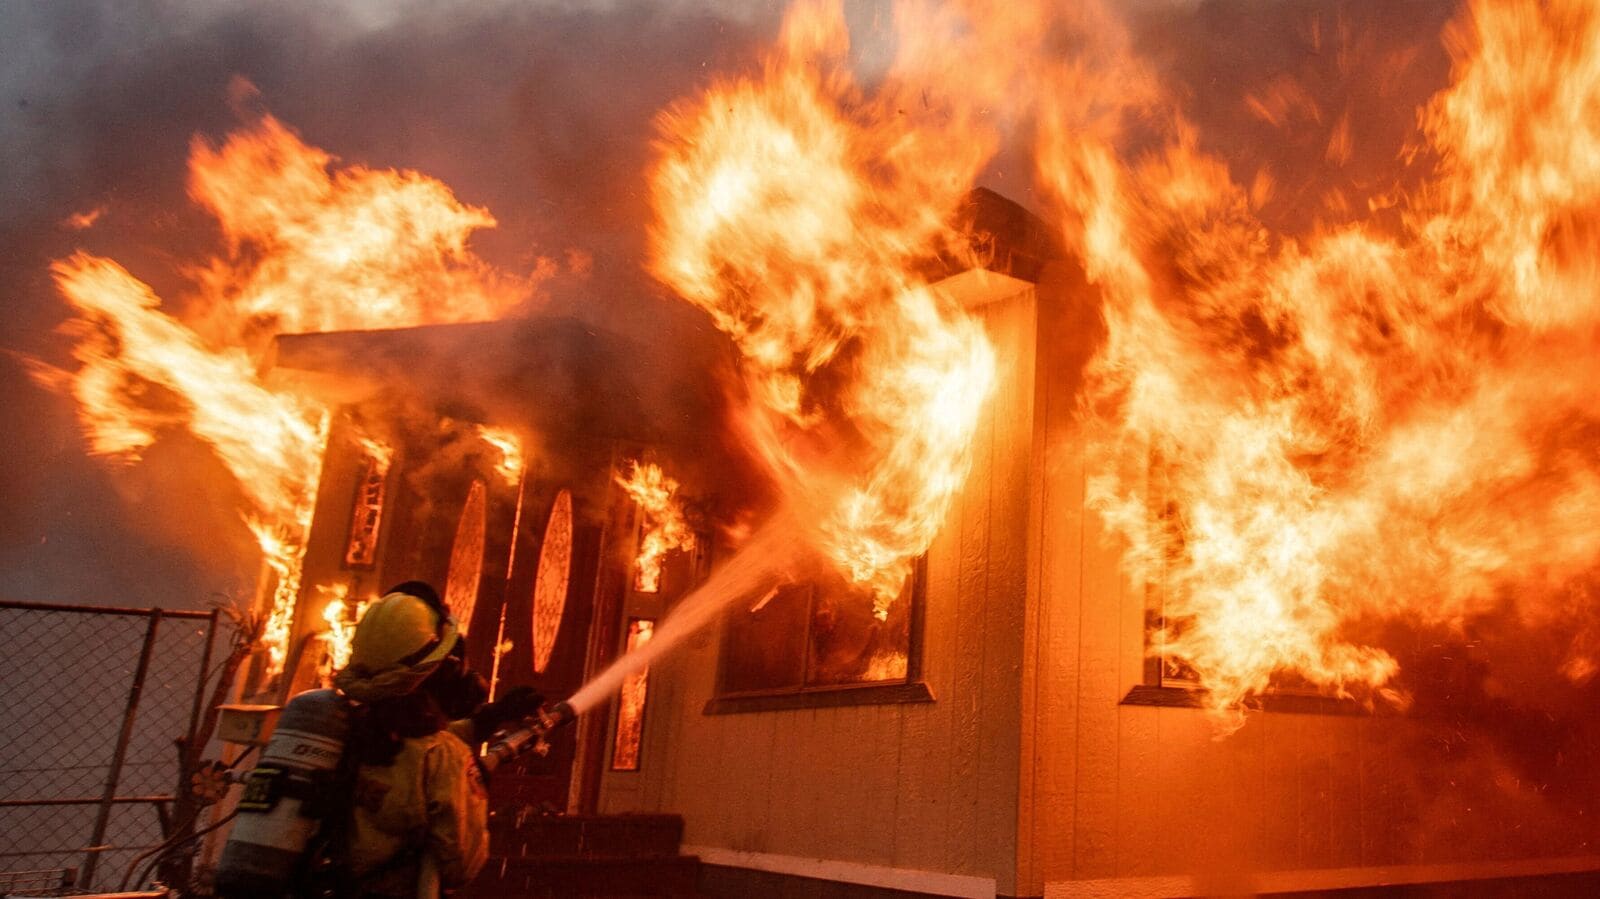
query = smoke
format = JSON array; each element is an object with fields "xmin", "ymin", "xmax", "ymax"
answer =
[
  {"xmin": 1128, "ymin": 0, "xmax": 1459, "ymax": 233},
  {"xmin": 8, "ymin": 0, "xmax": 1599, "ymax": 862},
  {"xmin": 0, "ymin": 0, "xmax": 775, "ymax": 609}
]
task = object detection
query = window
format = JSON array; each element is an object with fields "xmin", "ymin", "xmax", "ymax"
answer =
[
  {"xmin": 707, "ymin": 558, "xmax": 931, "ymax": 713},
  {"xmin": 530, "ymin": 489, "xmax": 573, "ymax": 675},
  {"xmin": 444, "ymin": 479, "xmax": 487, "ymax": 634},
  {"xmin": 610, "ymin": 618, "xmax": 654, "ymax": 771},
  {"xmin": 1143, "ymin": 451, "xmax": 1201, "ymax": 690},
  {"xmin": 1127, "ymin": 453, "xmax": 1353, "ymax": 713},
  {"xmin": 343, "ymin": 447, "xmax": 392, "ymax": 568}
]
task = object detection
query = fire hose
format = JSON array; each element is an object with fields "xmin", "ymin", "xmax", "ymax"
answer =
[{"xmin": 478, "ymin": 700, "xmax": 578, "ymax": 772}]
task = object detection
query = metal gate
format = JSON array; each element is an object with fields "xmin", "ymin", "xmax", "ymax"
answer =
[{"xmin": 0, "ymin": 600, "xmax": 219, "ymax": 893}]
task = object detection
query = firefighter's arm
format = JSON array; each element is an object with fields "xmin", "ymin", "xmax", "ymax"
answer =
[
  {"xmin": 446, "ymin": 718, "xmax": 475, "ymax": 744},
  {"xmin": 422, "ymin": 734, "xmax": 490, "ymax": 888}
]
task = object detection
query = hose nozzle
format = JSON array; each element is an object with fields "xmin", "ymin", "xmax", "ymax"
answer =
[
  {"xmin": 535, "ymin": 700, "xmax": 576, "ymax": 732},
  {"xmin": 481, "ymin": 700, "xmax": 579, "ymax": 771}
]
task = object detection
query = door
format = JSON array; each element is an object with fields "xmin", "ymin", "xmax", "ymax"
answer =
[{"xmin": 484, "ymin": 485, "xmax": 603, "ymax": 814}]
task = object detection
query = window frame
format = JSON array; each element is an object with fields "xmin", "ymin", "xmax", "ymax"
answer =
[
  {"xmin": 1121, "ymin": 450, "xmax": 1363, "ymax": 715},
  {"xmin": 608, "ymin": 617, "xmax": 655, "ymax": 772},
  {"xmin": 703, "ymin": 555, "xmax": 934, "ymax": 715}
]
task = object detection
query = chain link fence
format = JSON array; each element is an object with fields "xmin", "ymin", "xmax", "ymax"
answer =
[{"xmin": 0, "ymin": 601, "xmax": 219, "ymax": 894}]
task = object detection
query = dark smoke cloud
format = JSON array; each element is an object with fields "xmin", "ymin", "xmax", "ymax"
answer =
[{"xmin": 0, "ymin": 0, "xmax": 778, "ymax": 609}]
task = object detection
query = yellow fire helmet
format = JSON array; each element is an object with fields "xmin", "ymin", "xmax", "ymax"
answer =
[{"xmin": 333, "ymin": 584, "xmax": 461, "ymax": 702}]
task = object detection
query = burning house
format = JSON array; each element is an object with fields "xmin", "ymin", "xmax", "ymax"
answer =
[
  {"xmin": 23, "ymin": 0, "xmax": 1600, "ymax": 896},
  {"xmin": 217, "ymin": 186, "xmax": 1599, "ymax": 899},
  {"xmin": 254, "ymin": 315, "xmax": 725, "ymax": 814}
]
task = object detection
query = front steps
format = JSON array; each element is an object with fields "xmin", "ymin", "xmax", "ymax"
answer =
[{"xmin": 463, "ymin": 813, "xmax": 701, "ymax": 898}]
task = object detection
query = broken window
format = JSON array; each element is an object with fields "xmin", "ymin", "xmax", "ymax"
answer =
[
  {"xmin": 715, "ymin": 562, "xmax": 921, "ymax": 700},
  {"xmin": 1144, "ymin": 450, "xmax": 1200, "ymax": 690},
  {"xmin": 1141, "ymin": 452, "xmax": 1322, "ymax": 699}
]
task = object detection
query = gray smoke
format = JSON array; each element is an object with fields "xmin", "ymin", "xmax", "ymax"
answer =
[{"xmin": 0, "ymin": 0, "xmax": 776, "ymax": 609}]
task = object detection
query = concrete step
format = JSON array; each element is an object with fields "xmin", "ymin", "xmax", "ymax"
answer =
[
  {"xmin": 488, "ymin": 812, "xmax": 684, "ymax": 860},
  {"xmin": 464, "ymin": 853, "xmax": 703, "ymax": 898},
  {"xmin": 487, "ymin": 771, "xmax": 569, "ymax": 815}
]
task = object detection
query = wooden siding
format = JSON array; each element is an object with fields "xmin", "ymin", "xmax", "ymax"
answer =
[
  {"xmin": 603, "ymin": 279, "xmax": 1039, "ymax": 895},
  {"xmin": 600, "ymin": 255, "xmax": 1599, "ymax": 897}
]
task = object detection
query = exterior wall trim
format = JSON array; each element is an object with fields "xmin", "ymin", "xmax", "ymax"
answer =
[
  {"xmin": 1043, "ymin": 855, "xmax": 1600, "ymax": 898},
  {"xmin": 685, "ymin": 845, "xmax": 998, "ymax": 898},
  {"xmin": 703, "ymin": 681, "xmax": 935, "ymax": 715}
]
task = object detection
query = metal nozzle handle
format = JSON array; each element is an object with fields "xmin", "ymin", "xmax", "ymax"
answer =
[{"xmin": 481, "ymin": 701, "xmax": 577, "ymax": 772}]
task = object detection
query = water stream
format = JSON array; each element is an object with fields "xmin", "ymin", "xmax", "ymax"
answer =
[{"xmin": 565, "ymin": 515, "xmax": 795, "ymax": 714}]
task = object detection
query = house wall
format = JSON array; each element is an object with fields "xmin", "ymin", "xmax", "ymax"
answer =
[
  {"xmin": 605, "ymin": 276, "xmax": 1040, "ymax": 897},
  {"xmin": 1017, "ymin": 262, "xmax": 1600, "ymax": 896},
  {"xmin": 280, "ymin": 417, "xmax": 523, "ymax": 697}
]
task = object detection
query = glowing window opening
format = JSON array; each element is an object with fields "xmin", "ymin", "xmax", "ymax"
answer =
[
  {"xmin": 531, "ymin": 489, "xmax": 574, "ymax": 675},
  {"xmin": 344, "ymin": 449, "xmax": 392, "ymax": 568},
  {"xmin": 444, "ymin": 479, "xmax": 487, "ymax": 634},
  {"xmin": 611, "ymin": 618, "xmax": 654, "ymax": 771},
  {"xmin": 714, "ymin": 559, "xmax": 923, "ymax": 703},
  {"xmin": 1142, "ymin": 451, "xmax": 1321, "ymax": 698}
]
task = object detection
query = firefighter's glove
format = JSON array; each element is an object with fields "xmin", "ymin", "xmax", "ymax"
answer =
[{"xmin": 470, "ymin": 686, "xmax": 546, "ymax": 742}]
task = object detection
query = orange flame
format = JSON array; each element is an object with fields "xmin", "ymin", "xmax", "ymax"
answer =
[
  {"xmin": 319, "ymin": 582, "xmax": 371, "ymax": 676},
  {"xmin": 186, "ymin": 112, "xmax": 527, "ymax": 346},
  {"xmin": 616, "ymin": 462, "xmax": 695, "ymax": 594},
  {"xmin": 648, "ymin": 0, "xmax": 997, "ymax": 614},
  {"xmin": 475, "ymin": 425, "xmax": 526, "ymax": 488},
  {"xmin": 354, "ymin": 434, "xmax": 396, "ymax": 470},
  {"xmin": 40, "ymin": 106, "xmax": 541, "ymax": 674},
  {"xmin": 1020, "ymin": 0, "xmax": 1600, "ymax": 712}
]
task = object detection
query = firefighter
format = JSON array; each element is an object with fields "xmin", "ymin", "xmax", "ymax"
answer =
[{"xmin": 328, "ymin": 582, "xmax": 541, "ymax": 898}]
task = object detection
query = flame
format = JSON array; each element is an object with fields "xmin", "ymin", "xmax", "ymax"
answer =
[
  {"xmin": 319, "ymin": 583, "xmax": 371, "ymax": 676},
  {"xmin": 611, "ymin": 618, "xmax": 655, "ymax": 771},
  {"xmin": 475, "ymin": 424, "xmax": 526, "ymax": 487},
  {"xmin": 1018, "ymin": 0, "xmax": 1600, "ymax": 711},
  {"xmin": 62, "ymin": 206, "xmax": 104, "ymax": 231},
  {"xmin": 616, "ymin": 462, "xmax": 695, "ymax": 594},
  {"xmin": 648, "ymin": 0, "xmax": 997, "ymax": 614},
  {"xmin": 186, "ymin": 111, "xmax": 528, "ymax": 346},
  {"xmin": 40, "ymin": 105, "xmax": 540, "ymax": 674},
  {"xmin": 48, "ymin": 255, "xmax": 330, "ymax": 674},
  {"xmin": 354, "ymin": 434, "xmax": 396, "ymax": 470},
  {"xmin": 646, "ymin": 0, "xmax": 1600, "ymax": 713},
  {"xmin": 346, "ymin": 435, "xmax": 394, "ymax": 568}
]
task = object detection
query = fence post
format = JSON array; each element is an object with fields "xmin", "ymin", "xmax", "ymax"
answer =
[
  {"xmin": 82, "ymin": 608, "xmax": 162, "ymax": 888},
  {"xmin": 186, "ymin": 609, "xmax": 220, "ymax": 749}
]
